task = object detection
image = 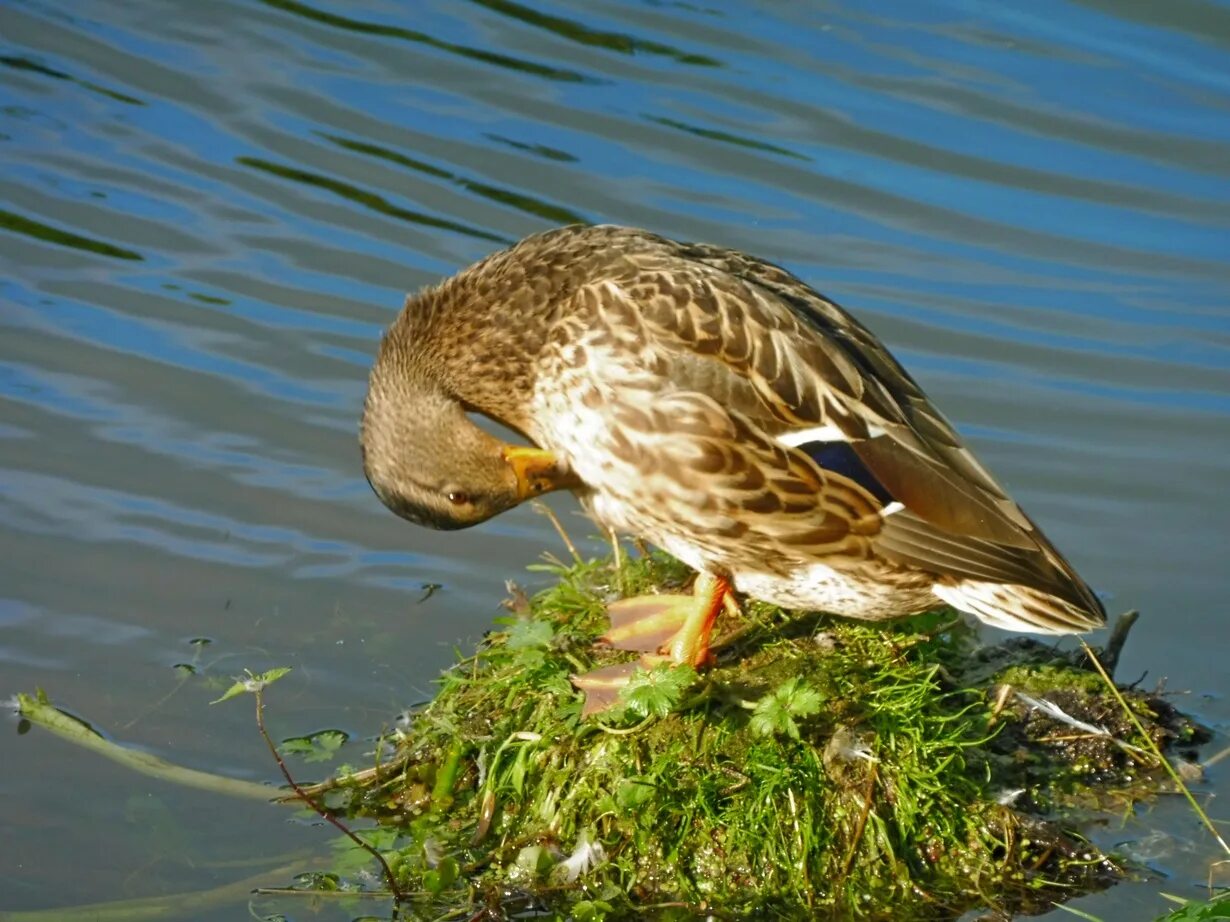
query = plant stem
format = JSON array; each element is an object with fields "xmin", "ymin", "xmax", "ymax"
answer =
[
  {"xmin": 252, "ymin": 686, "xmax": 408, "ymax": 905},
  {"xmin": 1080, "ymin": 640, "xmax": 1229, "ymax": 858}
]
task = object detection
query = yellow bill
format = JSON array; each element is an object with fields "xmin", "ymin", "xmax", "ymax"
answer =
[{"xmin": 502, "ymin": 445, "xmax": 580, "ymax": 501}]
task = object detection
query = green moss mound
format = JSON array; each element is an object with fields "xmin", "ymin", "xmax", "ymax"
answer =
[{"xmin": 307, "ymin": 553, "xmax": 1208, "ymax": 920}]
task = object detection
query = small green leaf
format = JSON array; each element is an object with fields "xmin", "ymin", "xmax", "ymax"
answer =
[
  {"xmin": 328, "ymin": 828, "xmax": 401, "ymax": 877},
  {"xmin": 619, "ymin": 664, "xmax": 698, "ymax": 719},
  {"xmin": 422, "ymin": 869, "xmax": 444, "ymax": 894},
  {"xmin": 281, "ymin": 729, "xmax": 349, "ymax": 763},
  {"xmin": 780, "ymin": 676, "xmax": 824, "ymax": 718},
  {"xmin": 293, "ymin": 871, "xmax": 341, "ymax": 892},
  {"xmin": 514, "ymin": 844, "xmax": 550, "ymax": 877},
  {"xmin": 750, "ymin": 677, "xmax": 825, "ymax": 739},
  {"xmin": 259, "ymin": 666, "xmax": 293, "ymax": 685},
  {"xmin": 506, "ymin": 618, "xmax": 554, "ymax": 649},
  {"xmin": 750, "ymin": 695, "xmax": 793, "ymax": 739},
  {"xmin": 511, "ymin": 647, "xmax": 546, "ymax": 671},
  {"xmin": 210, "ymin": 667, "xmax": 292, "ymax": 704},
  {"xmin": 1157, "ymin": 895, "xmax": 1230, "ymax": 921},
  {"xmin": 211, "ymin": 680, "xmax": 251, "ymax": 704},
  {"xmin": 435, "ymin": 855, "xmax": 459, "ymax": 888},
  {"xmin": 573, "ymin": 899, "xmax": 614, "ymax": 921},
  {"xmin": 615, "ymin": 777, "xmax": 656, "ymax": 810}
]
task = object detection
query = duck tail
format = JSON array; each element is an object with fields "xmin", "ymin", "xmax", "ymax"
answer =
[{"xmin": 932, "ymin": 578, "xmax": 1105, "ymax": 635}]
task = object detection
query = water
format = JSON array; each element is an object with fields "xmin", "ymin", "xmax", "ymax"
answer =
[{"xmin": 2, "ymin": 1, "xmax": 1227, "ymax": 918}]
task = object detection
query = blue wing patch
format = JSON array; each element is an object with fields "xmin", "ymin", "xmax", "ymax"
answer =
[{"xmin": 801, "ymin": 440, "xmax": 895, "ymax": 505}]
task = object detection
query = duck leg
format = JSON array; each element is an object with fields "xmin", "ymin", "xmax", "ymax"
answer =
[
  {"xmin": 669, "ymin": 572, "xmax": 731, "ymax": 666},
  {"xmin": 604, "ymin": 573, "xmax": 730, "ymax": 666},
  {"xmin": 572, "ymin": 574, "xmax": 732, "ymax": 715}
]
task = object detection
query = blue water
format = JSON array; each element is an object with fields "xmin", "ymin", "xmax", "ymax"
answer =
[{"xmin": 2, "ymin": 1, "xmax": 1227, "ymax": 918}]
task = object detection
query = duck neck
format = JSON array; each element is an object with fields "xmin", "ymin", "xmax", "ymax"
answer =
[{"xmin": 391, "ymin": 275, "xmax": 546, "ymax": 434}]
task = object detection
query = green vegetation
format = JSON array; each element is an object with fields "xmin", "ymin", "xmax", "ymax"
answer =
[
  {"xmin": 1155, "ymin": 893, "xmax": 1230, "ymax": 921},
  {"xmin": 287, "ymin": 551, "xmax": 1212, "ymax": 919}
]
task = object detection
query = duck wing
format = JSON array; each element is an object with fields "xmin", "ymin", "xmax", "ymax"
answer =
[{"xmin": 602, "ymin": 241, "xmax": 1102, "ymax": 622}]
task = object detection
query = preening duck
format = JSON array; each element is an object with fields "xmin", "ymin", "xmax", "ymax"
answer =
[{"xmin": 361, "ymin": 225, "xmax": 1105, "ymax": 706}]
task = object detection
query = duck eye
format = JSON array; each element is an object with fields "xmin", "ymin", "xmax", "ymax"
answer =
[{"xmin": 446, "ymin": 490, "xmax": 470, "ymax": 506}]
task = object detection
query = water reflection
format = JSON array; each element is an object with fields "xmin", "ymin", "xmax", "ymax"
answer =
[
  {"xmin": 1, "ymin": 52, "xmax": 146, "ymax": 106},
  {"xmin": 238, "ymin": 155, "xmax": 512, "ymax": 242},
  {"xmin": 0, "ymin": 207, "xmax": 144, "ymax": 260},
  {"xmin": 319, "ymin": 132, "xmax": 588, "ymax": 224},
  {"xmin": 258, "ymin": 0, "xmax": 600, "ymax": 83},
  {"xmin": 467, "ymin": 0, "xmax": 722, "ymax": 67}
]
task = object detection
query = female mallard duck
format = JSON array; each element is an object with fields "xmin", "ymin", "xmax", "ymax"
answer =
[{"xmin": 362, "ymin": 225, "xmax": 1105, "ymax": 706}]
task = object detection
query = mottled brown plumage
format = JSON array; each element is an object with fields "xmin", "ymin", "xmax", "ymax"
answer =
[{"xmin": 362, "ymin": 224, "xmax": 1105, "ymax": 638}]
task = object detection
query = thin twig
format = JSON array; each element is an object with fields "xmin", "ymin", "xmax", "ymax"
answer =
[
  {"xmin": 253, "ymin": 686, "xmax": 407, "ymax": 904},
  {"xmin": 1079, "ymin": 639, "xmax": 1230, "ymax": 858},
  {"xmin": 1090, "ymin": 609, "xmax": 1139, "ymax": 678},
  {"xmin": 1202, "ymin": 742, "xmax": 1230, "ymax": 770},
  {"xmin": 533, "ymin": 500, "xmax": 581, "ymax": 563},
  {"xmin": 837, "ymin": 762, "xmax": 880, "ymax": 883},
  {"xmin": 609, "ymin": 528, "xmax": 624, "ymax": 593},
  {"xmin": 594, "ymin": 713, "xmax": 658, "ymax": 736}
]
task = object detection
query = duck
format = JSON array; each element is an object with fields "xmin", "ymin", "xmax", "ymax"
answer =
[{"xmin": 361, "ymin": 224, "xmax": 1105, "ymax": 709}]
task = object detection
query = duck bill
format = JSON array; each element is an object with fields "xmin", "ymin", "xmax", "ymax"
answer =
[{"xmin": 503, "ymin": 445, "xmax": 578, "ymax": 501}]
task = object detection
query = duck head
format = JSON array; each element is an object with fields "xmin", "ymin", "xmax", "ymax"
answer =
[{"xmin": 361, "ymin": 338, "xmax": 574, "ymax": 530}]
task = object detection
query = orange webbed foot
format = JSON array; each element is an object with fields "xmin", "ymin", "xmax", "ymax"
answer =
[{"xmin": 573, "ymin": 573, "xmax": 734, "ymax": 716}]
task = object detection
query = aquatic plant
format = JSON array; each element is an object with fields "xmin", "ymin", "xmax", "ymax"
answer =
[{"xmin": 289, "ymin": 550, "xmax": 1210, "ymax": 919}]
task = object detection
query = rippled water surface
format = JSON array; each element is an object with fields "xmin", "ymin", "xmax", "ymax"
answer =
[{"xmin": 2, "ymin": 1, "xmax": 1228, "ymax": 918}]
